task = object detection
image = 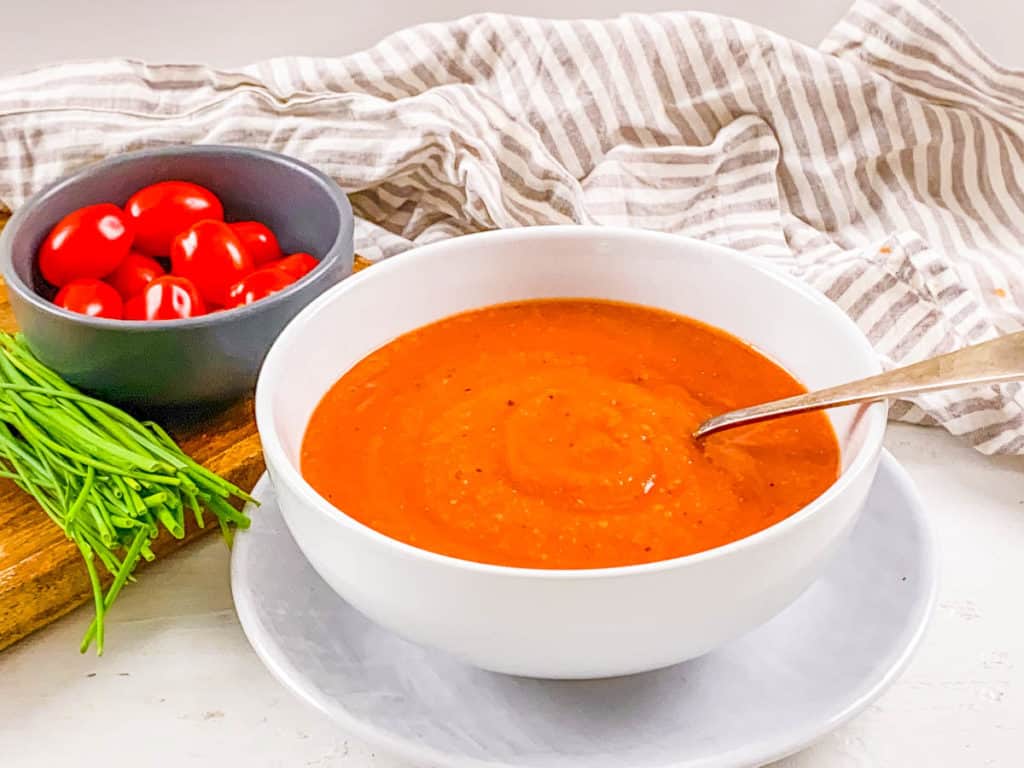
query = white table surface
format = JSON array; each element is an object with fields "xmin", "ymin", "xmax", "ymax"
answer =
[
  {"xmin": 2, "ymin": 2, "xmax": 1023, "ymax": 766},
  {"xmin": 2, "ymin": 423, "xmax": 1022, "ymax": 767}
]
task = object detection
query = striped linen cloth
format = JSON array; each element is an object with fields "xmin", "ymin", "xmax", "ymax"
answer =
[{"xmin": 0, "ymin": 0, "xmax": 1022, "ymax": 453}]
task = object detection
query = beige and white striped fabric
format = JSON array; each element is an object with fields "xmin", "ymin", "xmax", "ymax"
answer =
[{"xmin": 0, "ymin": 0, "xmax": 1022, "ymax": 453}]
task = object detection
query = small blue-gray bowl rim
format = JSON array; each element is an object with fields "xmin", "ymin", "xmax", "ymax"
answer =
[{"xmin": 0, "ymin": 144, "xmax": 354, "ymax": 333}]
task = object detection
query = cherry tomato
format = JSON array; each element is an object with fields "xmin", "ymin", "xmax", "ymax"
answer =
[
  {"xmin": 225, "ymin": 267, "xmax": 296, "ymax": 307},
  {"xmin": 125, "ymin": 181, "xmax": 224, "ymax": 256},
  {"xmin": 125, "ymin": 276, "xmax": 206, "ymax": 321},
  {"xmin": 229, "ymin": 221, "xmax": 282, "ymax": 266},
  {"xmin": 123, "ymin": 295, "xmax": 146, "ymax": 321},
  {"xmin": 54, "ymin": 278, "xmax": 124, "ymax": 319},
  {"xmin": 269, "ymin": 252, "xmax": 318, "ymax": 280},
  {"xmin": 106, "ymin": 251, "xmax": 165, "ymax": 300},
  {"xmin": 38, "ymin": 204, "xmax": 133, "ymax": 287},
  {"xmin": 169, "ymin": 220, "xmax": 253, "ymax": 306}
]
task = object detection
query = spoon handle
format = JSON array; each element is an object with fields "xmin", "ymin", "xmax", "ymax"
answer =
[{"xmin": 694, "ymin": 330, "xmax": 1024, "ymax": 439}]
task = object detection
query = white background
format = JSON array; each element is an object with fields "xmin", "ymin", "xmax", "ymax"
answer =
[
  {"xmin": 0, "ymin": 0, "xmax": 1021, "ymax": 75},
  {"xmin": 1, "ymin": 2, "xmax": 1023, "ymax": 767}
]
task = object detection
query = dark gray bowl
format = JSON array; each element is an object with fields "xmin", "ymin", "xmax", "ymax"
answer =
[{"xmin": 0, "ymin": 145, "xmax": 354, "ymax": 408}]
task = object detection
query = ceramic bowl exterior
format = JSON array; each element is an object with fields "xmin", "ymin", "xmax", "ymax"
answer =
[
  {"xmin": 256, "ymin": 226, "xmax": 886, "ymax": 679},
  {"xmin": 0, "ymin": 145, "xmax": 354, "ymax": 407}
]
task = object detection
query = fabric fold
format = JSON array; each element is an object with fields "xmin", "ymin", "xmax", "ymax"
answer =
[{"xmin": 0, "ymin": 0, "xmax": 1022, "ymax": 453}]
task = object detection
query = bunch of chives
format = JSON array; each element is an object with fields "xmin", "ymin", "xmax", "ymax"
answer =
[{"xmin": 0, "ymin": 333, "xmax": 254, "ymax": 654}]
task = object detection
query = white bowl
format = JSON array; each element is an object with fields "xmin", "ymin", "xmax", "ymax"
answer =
[{"xmin": 255, "ymin": 226, "xmax": 887, "ymax": 680}]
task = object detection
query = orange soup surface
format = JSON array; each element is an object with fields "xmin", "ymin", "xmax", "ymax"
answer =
[{"xmin": 301, "ymin": 300, "xmax": 840, "ymax": 569}]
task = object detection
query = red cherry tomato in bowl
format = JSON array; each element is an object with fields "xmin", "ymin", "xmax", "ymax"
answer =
[
  {"xmin": 269, "ymin": 252, "xmax": 318, "ymax": 280},
  {"xmin": 106, "ymin": 251, "xmax": 165, "ymax": 299},
  {"xmin": 38, "ymin": 203, "xmax": 133, "ymax": 287},
  {"xmin": 229, "ymin": 221, "xmax": 282, "ymax": 266},
  {"xmin": 225, "ymin": 267, "xmax": 297, "ymax": 307},
  {"xmin": 125, "ymin": 181, "xmax": 224, "ymax": 256},
  {"xmin": 125, "ymin": 275, "xmax": 206, "ymax": 321},
  {"xmin": 54, "ymin": 278, "xmax": 124, "ymax": 319},
  {"xmin": 170, "ymin": 220, "xmax": 253, "ymax": 306},
  {"xmin": 123, "ymin": 296, "xmax": 146, "ymax": 321}
]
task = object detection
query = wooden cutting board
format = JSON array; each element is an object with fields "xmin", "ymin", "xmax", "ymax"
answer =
[{"xmin": 0, "ymin": 212, "xmax": 369, "ymax": 652}]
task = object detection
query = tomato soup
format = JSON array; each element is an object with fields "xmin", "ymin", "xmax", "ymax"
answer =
[{"xmin": 301, "ymin": 300, "xmax": 840, "ymax": 569}]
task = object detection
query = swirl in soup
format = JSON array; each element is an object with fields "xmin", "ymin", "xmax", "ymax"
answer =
[{"xmin": 301, "ymin": 299, "xmax": 840, "ymax": 569}]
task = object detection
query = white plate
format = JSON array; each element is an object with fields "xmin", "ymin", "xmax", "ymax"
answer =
[{"xmin": 231, "ymin": 451, "xmax": 936, "ymax": 768}]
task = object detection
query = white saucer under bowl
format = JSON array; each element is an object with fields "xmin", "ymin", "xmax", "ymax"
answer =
[{"xmin": 231, "ymin": 451, "xmax": 937, "ymax": 768}]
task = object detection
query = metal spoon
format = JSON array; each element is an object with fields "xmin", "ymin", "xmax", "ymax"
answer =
[{"xmin": 694, "ymin": 330, "xmax": 1024, "ymax": 439}]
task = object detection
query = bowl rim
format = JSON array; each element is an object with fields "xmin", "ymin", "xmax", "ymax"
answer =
[
  {"xmin": 0, "ymin": 144, "xmax": 354, "ymax": 331},
  {"xmin": 256, "ymin": 225, "xmax": 888, "ymax": 580}
]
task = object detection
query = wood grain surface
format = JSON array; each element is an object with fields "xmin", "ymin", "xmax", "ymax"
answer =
[{"xmin": 0, "ymin": 208, "xmax": 373, "ymax": 651}]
